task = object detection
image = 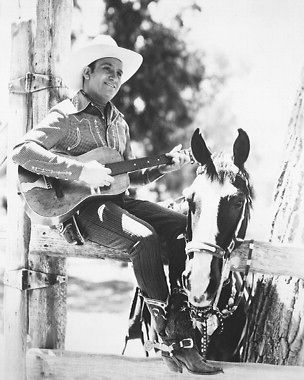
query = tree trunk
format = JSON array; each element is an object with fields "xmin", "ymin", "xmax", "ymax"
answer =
[{"xmin": 243, "ymin": 70, "xmax": 304, "ymax": 364}]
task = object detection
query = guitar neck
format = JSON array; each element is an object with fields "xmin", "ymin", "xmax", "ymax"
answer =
[{"xmin": 105, "ymin": 154, "xmax": 172, "ymax": 176}]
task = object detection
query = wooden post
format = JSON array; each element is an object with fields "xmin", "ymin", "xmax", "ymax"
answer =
[
  {"xmin": 4, "ymin": 16, "xmax": 34, "ymax": 380},
  {"xmin": 243, "ymin": 69, "xmax": 304, "ymax": 364},
  {"xmin": 4, "ymin": 1, "xmax": 72, "ymax": 379},
  {"xmin": 27, "ymin": 0, "xmax": 72, "ymax": 352}
]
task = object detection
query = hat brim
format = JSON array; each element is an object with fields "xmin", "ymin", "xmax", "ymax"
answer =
[{"xmin": 64, "ymin": 44, "xmax": 143, "ymax": 91}]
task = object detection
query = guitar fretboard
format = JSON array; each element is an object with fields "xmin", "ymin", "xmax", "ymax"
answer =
[{"xmin": 105, "ymin": 154, "xmax": 172, "ymax": 176}]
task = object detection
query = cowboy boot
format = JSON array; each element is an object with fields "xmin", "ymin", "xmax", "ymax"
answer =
[
  {"xmin": 144, "ymin": 297, "xmax": 168, "ymax": 337},
  {"xmin": 144, "ymin": 296, "xmax": 182, "ymax": 372},
  {"xmin": 161, "ymin": 288, "xmax": 223, "ymax": 375}
]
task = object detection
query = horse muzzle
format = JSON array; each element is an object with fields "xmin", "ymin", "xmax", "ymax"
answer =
[{"xmin": 183, "ymin": 240, "xmax": 225, "ymax": 308}]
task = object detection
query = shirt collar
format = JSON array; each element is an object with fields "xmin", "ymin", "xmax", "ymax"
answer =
[
  {"xmin": 69, "ymin": 90, "xmax": 91, "ymax": 114},
  {"xmin": 68, "ymin": 91, "xmax": 123, "ymax": 120}
]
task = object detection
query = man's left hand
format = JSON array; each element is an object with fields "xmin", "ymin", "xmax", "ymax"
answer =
[{"xmin": 159, "ymin": 144, "xmax": 190, "ymax": 174}]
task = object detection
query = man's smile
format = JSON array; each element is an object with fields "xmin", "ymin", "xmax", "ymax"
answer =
[{"xmin": 105, "ymin": 81, "xmax": 116, "ymax": 89}]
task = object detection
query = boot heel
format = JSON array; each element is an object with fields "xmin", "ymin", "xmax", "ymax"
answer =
[{"xmin": 162, "ymin": 353, "xmax": 183, "ymax": 373}]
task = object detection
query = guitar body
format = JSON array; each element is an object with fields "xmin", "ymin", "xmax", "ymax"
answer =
[{"xmin": 18, "ymin": 147, "xmax": 130, "ymax": 226}]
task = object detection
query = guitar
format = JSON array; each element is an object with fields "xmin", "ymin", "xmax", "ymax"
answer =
[{"xmin": 18, "ymin": 146, "xmax": 190, "ymax": 226}]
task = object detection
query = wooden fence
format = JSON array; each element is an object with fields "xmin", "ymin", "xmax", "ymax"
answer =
[
  {"xmin": 25, "ymin": 349, "xmax": 304, "ymax": 380},
  {"xmin": 1, "ymin": 223, "xmax": 304, "ymax": 280},
  {"xmin": 2, "ymin": 218, "xmax": 304, "ymax": 379}
]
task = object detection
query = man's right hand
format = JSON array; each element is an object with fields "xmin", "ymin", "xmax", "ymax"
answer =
[{"xmin": 79, "ymin": 160, "xmax": 114, "ymax": 188}]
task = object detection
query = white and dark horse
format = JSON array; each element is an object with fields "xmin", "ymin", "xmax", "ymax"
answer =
[{"xmin": 181, "ymin": 128, "xmax": 253, "ymax": 360}]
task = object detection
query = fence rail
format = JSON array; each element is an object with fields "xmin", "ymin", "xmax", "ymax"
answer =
[
  {"xmin": 26, "ymin": 348, "xmax": 304, "ymax": 380},
  {"xmin": 1, "ymin": 221, "xmax": 303, "ymax": 279}
]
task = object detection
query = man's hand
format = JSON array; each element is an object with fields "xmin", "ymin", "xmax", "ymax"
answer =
[
  {"xmin": 159, "ymin": 144, "xmax": 190, "ymax": 174},
  {"xmin": 79, "ymin": 160, "xmax": 114, "ymax": 187}
]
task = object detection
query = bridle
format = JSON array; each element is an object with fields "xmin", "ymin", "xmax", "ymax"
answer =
[
  {"xmin": 185, "ymin": 170, "xmax": 251, "ymax": 258},
  {"xmin": 183, "ymin": 168, "xmax": 254, "ymax": 357},
  {"xmin": 185, "ymin": 190, "xmax": 249, "ymax": 259}
]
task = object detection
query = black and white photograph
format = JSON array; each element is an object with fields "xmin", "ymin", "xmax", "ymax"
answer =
[{"xmin": 0, "ymin": 1, "xmax": 304, "ymax": 379}]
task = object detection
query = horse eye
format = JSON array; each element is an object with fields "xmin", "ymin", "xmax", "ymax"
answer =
[
  {"xmin": 236, "ymin": 201, "xmax": 244, "ymax": 209},
  {"xmin": 226, "ymin": 195, "xmax": 244, "ymax": 209},
  {"xmin": 233, "ymin": 197, "xmax": 244, "ymax": 208},
  {"xmin": 188, "ymin": 252, "xmax": 194, "ymax": 260}
]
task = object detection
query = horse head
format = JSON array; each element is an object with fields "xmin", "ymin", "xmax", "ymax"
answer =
[{"xmin": 182, "ymin": 128, "xmax": 253, "ymax": 311}]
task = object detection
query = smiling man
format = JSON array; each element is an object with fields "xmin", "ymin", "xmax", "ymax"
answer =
[
  {"xmin": 83, "ymin": 57, "xmax": 123, "ymax": 101},
  {"xmin": 12, "ymin": 35, "xmax": 221, "ymax": 375}
]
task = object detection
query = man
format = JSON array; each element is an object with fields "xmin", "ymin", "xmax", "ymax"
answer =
[{"xmin": 12, "ymin": 35, "xmax": 221, "ymax": 374}]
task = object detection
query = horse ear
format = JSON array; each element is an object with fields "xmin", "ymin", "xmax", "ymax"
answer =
[
  {"xmin": 191, "ymin": 128, "xmax": 212, "ymax": 166},
  {"xmin": 233, "ymin": 128, "xmax": 250, "ymax": 168}
]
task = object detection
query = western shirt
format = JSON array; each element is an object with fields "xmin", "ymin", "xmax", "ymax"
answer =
[{"xmin": 12, "ymin": 91, "xmax": 163, "ymax": 186}]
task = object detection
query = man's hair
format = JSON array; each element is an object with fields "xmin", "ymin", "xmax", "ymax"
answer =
[
  {"xmin": 87, "ymin": 60, "xmax": 97, "ymax": 73},
  {"xmin": 82, "ymin": 60, "xmax": 97, "ymax": 86}
]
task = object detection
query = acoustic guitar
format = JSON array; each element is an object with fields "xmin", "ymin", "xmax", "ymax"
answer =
[{"xmin": 18, "ymin": 146, "xmax": 186, "ymax": 226}]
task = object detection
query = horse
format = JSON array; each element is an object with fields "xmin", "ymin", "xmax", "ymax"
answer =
[
  {"xmin": 124, "ymin": 128, "xmax": 253, "ymax": 364},
  {"xmin": 181, "ymin": 127, "xmax": 254, "ymax": 361}
]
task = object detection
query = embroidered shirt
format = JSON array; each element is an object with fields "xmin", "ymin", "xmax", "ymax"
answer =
[{"xmin": 12, "ymin": 91, "xmax": 162, "ymax": 185}]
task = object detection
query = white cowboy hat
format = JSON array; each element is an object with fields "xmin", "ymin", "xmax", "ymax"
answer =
[{"xmin": 65, "ymin": 35, "xmax": 143, "ymax": 91}]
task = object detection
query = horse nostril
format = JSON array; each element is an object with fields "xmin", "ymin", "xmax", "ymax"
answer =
[{"xmin": 194, "ymin": 295, "xmax": 205, "ymax": 304}]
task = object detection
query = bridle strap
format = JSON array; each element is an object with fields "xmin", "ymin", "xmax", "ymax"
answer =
[
  {"xmin": 186, "ymin": 205, "xmax": 193, "ymax": 242},
  {"xmin": 190, "ymin": 240, "xmax": 254, "ymax": 330},
  {"xmin": 213, "ymin": 258, "xmax": 231, "ymax": 309},
  {"xmin": 225, "ymin": 197, "xmax": 248, "ymax": 258},
  {"xmin": 185, "ymin": 241, "xmax": 225, "ymax": 258},
  {"xmin": 219, "ymin": 239, "xmax": 254, "ymax": 318}
]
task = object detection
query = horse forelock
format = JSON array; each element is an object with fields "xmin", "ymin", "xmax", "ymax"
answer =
[
  {"xmin": 197, "ymin": 153, "xmax": 238, "ymax": 183},
  {"xmin": 196, "ymin": 152, "xmax": 254, "ymax": 201}
]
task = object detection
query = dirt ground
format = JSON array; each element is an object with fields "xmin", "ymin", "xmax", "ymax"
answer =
[
  {"xmin": 1, "ymin": 260, "xmax": 304, "ymax": 380},
  {"xmin": 0, "ymin": 259, "xmax": 149, "ymax": 377}
]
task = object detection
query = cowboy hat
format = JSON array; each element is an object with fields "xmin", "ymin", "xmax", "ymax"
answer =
[{"xmin": 65, "ymin": 35, "xmax": 143, "ymax": 91}]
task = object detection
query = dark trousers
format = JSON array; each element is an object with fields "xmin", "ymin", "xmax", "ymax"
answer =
[{"xmin": 76, "ymin": 194, "xmax": 187, "ymax": 302}]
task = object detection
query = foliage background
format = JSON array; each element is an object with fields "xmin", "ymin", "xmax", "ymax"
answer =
[
  {"xmin": 69, "ymin": 0, "xmax": 304, "ymax": 241},
  {"xmin": 1, "ymin": 0, "xmax": 304, "ymax": 239}
]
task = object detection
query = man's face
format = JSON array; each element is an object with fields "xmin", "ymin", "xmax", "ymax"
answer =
[{"xmin": 84, "ymin": 57, "xmax": 123, "ymax": 104}]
